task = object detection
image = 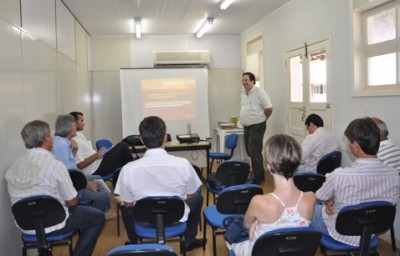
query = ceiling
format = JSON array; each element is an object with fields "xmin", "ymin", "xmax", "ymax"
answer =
[{"xmin": 62, "ymin": 0, "xmax": 293, "ymax": 37}]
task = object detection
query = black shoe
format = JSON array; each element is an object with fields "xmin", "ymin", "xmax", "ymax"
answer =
[{"xmin": 186, "ymin": 238, "xmax": 207, "ymax": 251}]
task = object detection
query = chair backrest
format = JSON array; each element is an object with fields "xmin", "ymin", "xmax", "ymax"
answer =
[
  {"xmin": 133, "ymin": 196, "xmax": 185, "ymax": 243},
  {"xmin": 215, "ymin": 160, "xmax": 250, "ymax": 188},
  {"xmin": 191, "ymin": 164, "xmax": 203, "ymax": 181},
  {"xmin": 217, "ymin": 184, "xmax": 263, "ymax": 214},
  {"xmin": 96, "ymin": 139, "xmax": 113, "ymax": 150},
  {"xmin": 68, "ymin": 169, "xmax": 88, "ymax": 191},
  {"xmin": 293, "ymin": 173, "xmax": 326, "ymax": 192},
  {"xmin": 335, "ymin": 201, "xmax": 396, "ymax": 256},
  {"xmin": 122, "ymin": 135, "xmax": 144, "ymax": 147},
  {"xmin": 225, "ymin": 133, "xmax": 238, "ymax": 158},
  {"xmin": 107, "ymin": 244, "xmax": 177, "ymax": 256},
  {"xmin": 12, "ymin": 195, "xmax": 67, "ymax": 250},
  {"xmin": 251, "ymin": 227, "xmax": 321, "ymax": 256},
  {"xmin": 316, "ymin": 150, "xmax": 341, "ymax": 175}
]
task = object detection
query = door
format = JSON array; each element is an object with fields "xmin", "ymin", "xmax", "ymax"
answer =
[{"xmin": 286, "ymin": 39, "xmax": 332, "ymax": 143}]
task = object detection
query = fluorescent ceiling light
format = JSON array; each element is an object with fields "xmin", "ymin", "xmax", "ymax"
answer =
[
  {"xmin": 135, "ymin": 18, "xmax": 141, "ymax": 38},
  {"xmin": 196, "ymin": 18, "xmax": 213, "ymax": 38},
  {"xmin": 220, "ymin": 0, "xmax": 234, "ymax": 10}
]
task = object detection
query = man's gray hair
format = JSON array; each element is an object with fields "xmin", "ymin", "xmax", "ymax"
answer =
[
  {"xmin": 372, "ymin": 117, "xmax": 389, "ymax": 137},
  {"xmin": 55, "ymin": 114, "xmax": 75, "ymax": 137},
  {"xmin": 21, "ymin": 120, "xmax": 50, "ymax": 148}
]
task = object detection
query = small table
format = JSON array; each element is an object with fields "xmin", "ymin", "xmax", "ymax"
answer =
[
  {"xmin": 133, "ymin": 141, "xmax": 211, "ymax": 174},
  {"xmin": 214, "ymin": 127, "xmax": 245, "ymax": 160}
]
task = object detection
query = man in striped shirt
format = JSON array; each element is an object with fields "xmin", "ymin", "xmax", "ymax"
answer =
[
  {"xmin": 310, "ymin": 117, "xmax": 400, "ymax": 246},
  {"xmin": 372, "ymin": 117, "xmax": 400, "ymax": 172},
  {"xmin": 6, "ymin": 120, "xmax": 105, "ymax": 255}
]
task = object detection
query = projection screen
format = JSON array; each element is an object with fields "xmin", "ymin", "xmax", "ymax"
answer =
[{"xmin": 120, "ymin": 68, "xmax": 210, "ymax": 140}]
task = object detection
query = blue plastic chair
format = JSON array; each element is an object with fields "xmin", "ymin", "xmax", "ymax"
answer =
[
  {"xmin": 228, "ymin": 227, "xmax": 321, "ymax": 256},
  {"xmin": 203, "ymin": 184, "xmax": 263, "ymax": 256},
  {"xmin": 106, "ymin": 244, "xmax": 177, "ymax": 256},
  {"xmin": 101, "ymin": 171, "xmax": 114, "ymax": 183},
  {"xmin": 208, "ymin": 133, "xmax": 238, "ymax": 174},
  {"xmin": 133, "ymin": 196, "xmax": 187, "ymax": 256},
  {"xmin": 316, "ymin": 150, "xmax": 341, "ymax": 175},
  {"xmin": 11, "ymin": 195, "xmax": 75, "ymax": 256},
  {"xmin": 96, "ymin": 138, "xmax": 113, "ymax": 151},
  {"xmin": 293, "ymin": 172, "xmax": 326, "ymax": 192},
  {"xmin": 205, "ymin": 160, "xmax": 250, "ymax": 206},
  {"xmin": 320, "ymin": 201, "xmax": 396, "ymax": 256},
  {"xmin": 68, "ymin": 169, "xmax": 93, "ymax": 206},
  {"xmin": 21, "ymin": 231, "xmax": 75, "ymax": 256}
]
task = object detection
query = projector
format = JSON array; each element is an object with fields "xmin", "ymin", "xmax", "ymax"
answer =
[{"xmin": 176, "ymin": 133, "xmax": 200, "ymax": 144}]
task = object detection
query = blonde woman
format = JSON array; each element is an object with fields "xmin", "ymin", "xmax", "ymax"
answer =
[{"xmin": 227, "ymin": 134, "xmax": 316, "ymax": 255}]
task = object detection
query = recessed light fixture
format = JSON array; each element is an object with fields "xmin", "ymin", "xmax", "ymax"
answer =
[
  {"xmin": 135, "ymin": 18, "xmax": 141, "ymax": 38},
  {"xmin": 196, "ymin": 18, "xmax": 213, "ymax": 38},
  {"xmin": 220, "ymin": 0, "xmax": 234, "ymax": 10}
]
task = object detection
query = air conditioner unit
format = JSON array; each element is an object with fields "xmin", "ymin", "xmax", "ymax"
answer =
[{"xmin": 153, "ymin": 50, "xmax": 210, "ymax": 67}]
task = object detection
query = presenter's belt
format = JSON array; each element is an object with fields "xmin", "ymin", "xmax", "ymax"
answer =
[{"xmin": 243, "ymin": 120, "xmax": 266, "ymax": 128}]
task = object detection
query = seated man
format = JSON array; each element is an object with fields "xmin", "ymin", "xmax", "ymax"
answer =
[
  {"xmin": 310, "ymin": 117, "xmax": 400, "ymax": 246},
  {"xmin": 298, "ymin": 114, "xmax": 340, "ymax": 173},
  {"xmin": 69, "ymin": 111, "xmax": 133, "ymax": 178},
  {"xmin": 115, "ymin": 116, "xmax": 206, "ymax": 251},
  {"xmin": 371, "ymin": 117, "xmax": 400, "ymax": 172},
  {"xmin": 51, "ymin": 114, "xmax": 115, "ymax": 220},
  {"xmin": 5, "ymin": 120, "xmax": 104, "ymax": 255}
]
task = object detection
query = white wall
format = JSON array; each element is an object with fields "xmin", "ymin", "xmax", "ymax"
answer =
[
  {"xmin": 0, "ymin": 0, "xmax": 92, "ymax": 254},
  {"xmin": 130, "ymin": 35, "xmax": 241, "ymax": 68},
  {"xmin": 90, "ymin": 34, "xmax": 243, "ymax": 158},
  {"xmin": 241, "ymin": 0, "xmax": 400, "ymax": 246}
]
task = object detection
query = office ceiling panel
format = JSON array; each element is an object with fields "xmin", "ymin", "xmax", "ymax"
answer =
[{"xmin": 62, "ymin": 0, "xmax": 293, "ymax": 36}]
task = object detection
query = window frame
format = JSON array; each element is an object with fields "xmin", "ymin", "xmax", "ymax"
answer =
[{"xmin": 352, "ymin": 0, "xmax": 400, "ymax": 96}]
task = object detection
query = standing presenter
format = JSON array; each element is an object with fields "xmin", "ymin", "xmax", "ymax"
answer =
[{"xmin": 239, "ymin": 72, "xmax": 273, "ymax": 184}]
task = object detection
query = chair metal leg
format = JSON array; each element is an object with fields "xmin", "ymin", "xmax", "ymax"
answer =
[
  {"xmin": 117, "ymin": 204, "xmax": 120, "ymax": 236},
  {"xmin": 212, "ymin": 226, "xmax": 217, "ymax": 256},
  {"xmin": 206, "ymin": 188, "xmax": 210, "ymax": 206},
  {"xmin": 180, "ymin": 234, "xmax": 186, "ymax": 256},
  {"xmin": 209, "ymin": 159, "xmax": 215, "ymax": 175},
  {"xmin": 206, "ymin": 159, "xmax": 214, "ymax": 207},
  {"xmin": 320, "ymin": 245, "xmax": 327, "ymax": 256},
  {"xmin": 202, "ymin": 212, "xmax": 207, "ymax": 251},
  {"xmin": 390, "ymin": 224, "xmax": 397, "ymax": 252},
  {"xmin": 68, "ymin": 237, "xmax": 73, "ymax": 256},
  {"xmin": 38, "ymin": 248, "xmax": 52, "ymax": 256}
]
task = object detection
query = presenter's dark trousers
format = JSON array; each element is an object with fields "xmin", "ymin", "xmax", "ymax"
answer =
[{"xmin": 244, "ymin": 121, "xmax": 266, "ymax": 183}]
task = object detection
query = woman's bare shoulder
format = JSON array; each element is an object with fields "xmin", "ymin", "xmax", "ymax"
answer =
[
  {"xmin": 250, "ymin": 193, "xmax": 283, "ymax": 222},
  {"xmin": 302, "ymin": 191, "xmax": 317, "ymax": 203},
  {"xmin": 298, "ymin": 191, "xmax": 317, "ymax": 219}
]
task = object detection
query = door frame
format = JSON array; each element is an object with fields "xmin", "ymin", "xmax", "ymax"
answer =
[{"xmin": 284, "ymin": 38, "xmax": 333, "ymax": 143}]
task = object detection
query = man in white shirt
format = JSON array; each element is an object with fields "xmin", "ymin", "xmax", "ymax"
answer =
[
  {"xmin": 115, "ymin": 116, "xmax": 205, "ymax": 251},
  {"xmin": 239, "ymin": 72, "xmax": 273, "ymax": 184},
  {"xmin": 372, "ymin": 117, "xmax": 400, "ymax": 172},
  {"xmin": 298, "ymin": 114, "xmax": 340, "ymax": 173},
  {"xmin": 70, "ymin": 111, "xmax": 133, "ymax": 183}
]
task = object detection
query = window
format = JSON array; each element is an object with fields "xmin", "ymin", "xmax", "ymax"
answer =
[{"xmin": 353, "ymin": 0, "xmax": 400, "ymax": 96}]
